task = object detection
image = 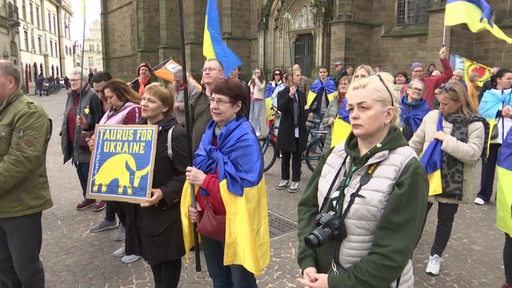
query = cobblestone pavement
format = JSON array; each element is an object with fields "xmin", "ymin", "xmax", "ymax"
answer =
[{"xmin": 35, "ymin": 90, "xmax": 505, "ymax": 287}]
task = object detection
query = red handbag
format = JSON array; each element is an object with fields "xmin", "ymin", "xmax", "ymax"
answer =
[{"xmin": 196, "ymin": 202, "xmax": 226, "ymax": 242}]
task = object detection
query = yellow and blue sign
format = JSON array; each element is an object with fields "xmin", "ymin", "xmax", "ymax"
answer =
[{"xmin": 86, "ymin": 125, "xmax": 158, "ymax": 204}]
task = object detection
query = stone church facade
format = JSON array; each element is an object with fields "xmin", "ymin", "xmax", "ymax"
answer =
[{"xmin": 102, "ymin": 0, "xmax": 512, "ymax": 80}]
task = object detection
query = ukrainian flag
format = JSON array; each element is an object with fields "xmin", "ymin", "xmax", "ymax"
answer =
[
  {"xmin": 203, "ymin": 0, "xmax": 242, "ymax": 78},
  {"xmin": 445, "ymin": 0, "xmax": 512, "ymax": 44},
  {"xmin": 180, "ymin": 179, "xmax": 270, "ymax": 275},
  {"xmin": 420, "ymin": 116, "xmax": 444, "ymax": 196},
  {"xmin": 497, "ymin": 127, "xmax": 512, "ymax": 236}
]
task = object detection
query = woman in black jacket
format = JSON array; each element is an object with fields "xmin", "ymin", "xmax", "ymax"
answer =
[
  {"xmin": 124, "ymin": 82, "xmax": 189, "ymax": 288},
  {"xmin": 276, "ymin": 69, "xmax": 308, "ymax": 193}
]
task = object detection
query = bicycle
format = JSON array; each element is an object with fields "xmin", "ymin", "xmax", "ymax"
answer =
[{"xmin": 259, "ymin": 108, "xmax": 325, "ymax": 172}]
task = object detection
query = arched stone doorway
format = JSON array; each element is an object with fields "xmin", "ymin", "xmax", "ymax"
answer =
[{"xmin": 263, "ymin": 0, "xmax": 319, "ymax": 78}]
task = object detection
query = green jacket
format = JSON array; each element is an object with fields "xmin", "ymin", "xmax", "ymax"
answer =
[
  {"xmin": 297, "ymin": 126, "xmax": 428, "ymax": 287},
  {"xmin": 0, "ymin": 89, "xmax": 53, "ymax": 218}
]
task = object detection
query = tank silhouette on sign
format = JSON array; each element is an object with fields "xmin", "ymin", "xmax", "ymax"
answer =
[{"xmin": 92, "ymin": 154, "xmax": 150, "ymax": 195}]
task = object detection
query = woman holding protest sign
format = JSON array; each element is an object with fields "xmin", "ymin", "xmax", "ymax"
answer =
[
  {"xmin": 86, "ymin": 79, "xmax": 143, "ymax": 263},
  {"xmin": 126, "ymin": 82, "xmax": 188, "ymax": 287}
]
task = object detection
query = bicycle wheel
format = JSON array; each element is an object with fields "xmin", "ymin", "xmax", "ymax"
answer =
[
  {"xmin": 305, "ymin": 140, "xmax": 323, "ymax": 172},
  {"xmin": 259, "ymin": 137, "xmax": 277, "ymax": 172}
]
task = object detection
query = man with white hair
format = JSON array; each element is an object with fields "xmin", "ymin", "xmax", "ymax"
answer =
[{"xmin": 172, "ymin": 67, "xmax": 202, "ymax": 127}]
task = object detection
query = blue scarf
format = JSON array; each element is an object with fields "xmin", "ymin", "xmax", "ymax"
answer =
[
  {"xmin": 400, "ymin": 96, "xmax": 431, "ymax": 133},
  {"xmin": 194, "ymin": 116, "xmax": 263, "ymax": 196},
  {"xmin": 309, "ymin": 77, "xmax": 337, "ymax": 95}
]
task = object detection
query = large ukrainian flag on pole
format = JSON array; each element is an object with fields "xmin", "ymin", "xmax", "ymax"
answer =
[
  {"xmin": 203, "ymin": 0, "xmax": 242, "ymax": 78},
  {"xmin": 444, "ymin": 0, "xmax": 512, "ymax": 44},
  {"xmin": 420, "ymin": 115, "xmax": 444, "ymax": 196}
]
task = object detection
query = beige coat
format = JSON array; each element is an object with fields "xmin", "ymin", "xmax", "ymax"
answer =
[{"xmin": 409, "ymin": 110, "xmax": 485, "ymax": 204}]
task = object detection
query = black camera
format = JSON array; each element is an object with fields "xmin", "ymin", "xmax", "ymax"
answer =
[{"xmin": 304, "ymin": 211, "xmax": 346, "ymax": 249}]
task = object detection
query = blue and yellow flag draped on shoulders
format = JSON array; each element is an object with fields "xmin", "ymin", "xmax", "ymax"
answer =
[
  {"xmin": 203, "ymin": 0, "xmax": 242, "ymax": 78},
  {"xmin": 496, "ymin": 127, "xmax": 512, "ymax": 236},
  {"xmin": 445, "ymin": 0, "xmax": 512, "ymax": 44},
  {"xmin": 331, "ymin": 97, "xmax": 352, "ymax": 147},
  {"xmin": 307, "ymin": 78, "xmax": 337, "ymax": 108},
  {"xmin": 180, "ymin": 117, "xmax": 270, "ymax": 275},
  {"xmin": 420, "ymin": 115, "xmax": 444, "ymax": 196}
]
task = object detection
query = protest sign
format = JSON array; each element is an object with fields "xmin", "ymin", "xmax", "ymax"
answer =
[{"xmin": 86, "ymin": 124, "xmax": 157, "ymax": 204}]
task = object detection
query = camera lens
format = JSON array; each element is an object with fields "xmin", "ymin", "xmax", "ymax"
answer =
[{"xmin": 304, "ymin": 227, "xmax": 332, "ymax": 248}]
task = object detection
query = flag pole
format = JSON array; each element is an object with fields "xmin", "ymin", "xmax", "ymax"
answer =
[
  {"xmin": 442, "ymin": 25, "xmax": 446, "ymax": 47},
  {"xmin": 177, "ymin": 0, "xmax": 202, "ymax": 272}
]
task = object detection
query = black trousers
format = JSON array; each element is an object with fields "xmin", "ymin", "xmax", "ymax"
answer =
[
  {"xmin": 427, "ymin": 202, "xmax": 459, "ymax": 257},
  {"xmin": 0, "ymin": 212, "xmax": 45, "ymax": 288},
  {"xmin": 477, "ymin": 143, "xmax": 501, "ymax": 202},
  {"xmin": 281, "ymin": 138, "xmax": 302, "ymax": 182},
  {"xmin": 150, "ymin": 258, "xmax": 182, "ymax": 288},
  {"xmin": 505, "ymin": 233, "xmax": 512, "ymax": 284}
]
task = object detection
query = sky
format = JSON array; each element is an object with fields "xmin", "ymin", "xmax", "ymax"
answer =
[{"xmin": 70, "ymin": 0, "xmax": 101, "ymax": 43}]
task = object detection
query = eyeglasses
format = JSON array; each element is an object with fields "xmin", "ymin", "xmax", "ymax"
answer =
[
  {"xmin": 370, "ymin": 74, "xmax": 395, "ymax": 107},
  {"xmin": 208, "ymin": 96, "xmax": 232, "ymax": 106},
  {"xmin": 202, "ymin": 67, "xmax": 218, "ymax": 73},
  {"xmin": 409, "ymin": 87, "xmax": 423, "ymax": 93},
  {"xmin": 412, "ymin": 69, "xmax": 424, "ymax": 73}
]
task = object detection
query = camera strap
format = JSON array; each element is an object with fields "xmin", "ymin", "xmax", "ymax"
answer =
[
  {"xmin": 318, "ymin": 154, "xmax": 349, "ymax": 215},
  {"xmin": 329, "ymin": 160, "xmax": 382, "ymax": 273}
]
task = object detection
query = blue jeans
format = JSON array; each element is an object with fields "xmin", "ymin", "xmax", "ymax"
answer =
[
  {"xmin": 249, "ymin": 100, "xmax": 264, "ymax": 134},
  {"xmin": 202, "ymin": 236, "xmax": 257, "ymax": 288},
  {"xmin": 76, "ymin": 162, "xmax": 91, "ymax": 199},
  {"xmin": 0, "ymin": 212, "xmax": 45, "ymax": 288}
]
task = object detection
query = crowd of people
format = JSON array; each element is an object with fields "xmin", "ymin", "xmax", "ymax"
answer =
[{"xmin": 1, "ymin": 44, "xmax": 512, "ymax": 288}]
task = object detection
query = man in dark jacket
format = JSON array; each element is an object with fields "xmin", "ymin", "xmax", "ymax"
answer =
[
  {"xmin": 61, "ymin": 68, "xmax": 102, "ymax": 210},
  {"xmin": 0, "ymin": 60, "xmax": 53, "ymax": 288}
]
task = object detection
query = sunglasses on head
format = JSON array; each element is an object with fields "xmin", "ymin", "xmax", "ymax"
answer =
[{"xmin": 368, "ymin": 74, "xmax": 395, "ymax": 107}]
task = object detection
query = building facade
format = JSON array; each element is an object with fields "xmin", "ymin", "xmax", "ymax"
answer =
[
  {"xmin": 101, "ymin": 0, "xmax": 512, "ymax": 80},
  {"xmin": 0, "ymin": 1, "xmax": 20, "ymax": 72},
  {"xmin": 16, "ymin": 0, "xmax": 74, "ymax": 93},
  {"xmin": 82, "ymin": 19, "xmax": 103, "ymax": 71}
]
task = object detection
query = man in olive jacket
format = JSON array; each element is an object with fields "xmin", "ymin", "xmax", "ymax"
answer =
[{"xmin": 0, "ymin": 60, "xmax": 53, "ymax": 287}]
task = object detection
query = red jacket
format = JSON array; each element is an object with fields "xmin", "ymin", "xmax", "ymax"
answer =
[{"xmin": 422, "ymin": 58, "xmax": 453, "ymax": 109}]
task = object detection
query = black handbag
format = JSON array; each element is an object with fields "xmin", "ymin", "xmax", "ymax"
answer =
[{"xmin": 490, "ymin": 118, "xmax": 501, "ymax": 140}]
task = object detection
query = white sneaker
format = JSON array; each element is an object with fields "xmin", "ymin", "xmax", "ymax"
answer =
[
  {"xmin": 474, "ymin": 197, "xmax": 485, "ymax": 205},
  {"xmin": 425, "ymin": 254, "xmax": 441, "ymax": 276},
  {"xmin": 276, "ymin": 180, "xmax": 288, "ymax": 190},
  {"xmin": 113, "ymin": 245, "xmax": 125, "ymax": 258},
  {"xmin": 256, "ymin": 131, "xmax": 261, "ymax": 137},
  {"xmin": 121, "ymin": 254, "xmax": 141, "ymax": 264},
  {"xmin": 288, "ymin": 181, "xmax": 299, "ymax": 193}
]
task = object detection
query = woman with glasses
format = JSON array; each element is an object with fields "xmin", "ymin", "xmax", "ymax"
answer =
[
  {"xmin": 183, "ymin": 78, "xmax": 269, "ymax": 288},
  {"xmin": 297, "ymin": 73, "xmax": 428, "ymax": 287},
  {"xmin": 409, "ymin": 80, "xmax": 485, "ymax": 276},
  {"xmin": 475, "ymin": 68, "xmax": 512, "ymax": 205},
  {"xmin": 321, "ymin": 75, "xmax": 352, "ymax": 153},
  {"xmin": 399, "ymin": 79, "xmax": 430, "ymax": 140}
]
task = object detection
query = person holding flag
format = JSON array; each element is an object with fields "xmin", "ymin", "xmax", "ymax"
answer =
[
  {"xmin": 409, "ymin": 80, "xmax": 485, "ymax": 276},
  {"xmin": 307, "ymin": 66, "xmax": 337, "ymax": 122},
  {"xmin": 496, "ymin": 121, "xmax": 512, "ymax": 288},
  {"xmin": 182, "ymin": 78, "xmax": 269, "ymax": 288}
]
